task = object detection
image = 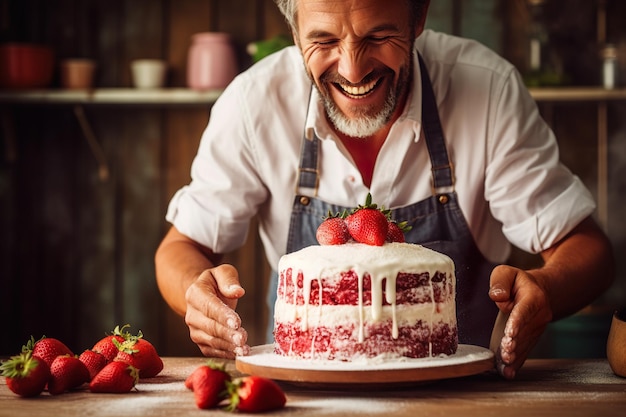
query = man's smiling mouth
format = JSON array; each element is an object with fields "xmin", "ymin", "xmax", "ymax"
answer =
[{"xmin": 335, "ymin": 78, "xmax": 381, "ymax": 98}]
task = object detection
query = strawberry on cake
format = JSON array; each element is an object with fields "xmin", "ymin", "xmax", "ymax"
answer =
[{"xmin": 273, "ymin": 195, "xmax": 458, "ymax": 361}]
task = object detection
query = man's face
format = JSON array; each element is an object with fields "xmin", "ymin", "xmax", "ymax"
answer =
[{"xmin": 295, "ymin": 0, "xmax": 420, "ymax": 138}]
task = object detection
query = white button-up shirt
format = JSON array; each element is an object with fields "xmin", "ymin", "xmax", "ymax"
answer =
[{"xmin": 166, "ymin": 29, "xmax": 595, "ymax": 270}]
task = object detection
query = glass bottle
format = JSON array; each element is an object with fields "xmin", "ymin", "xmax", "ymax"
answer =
[
  {"xmin": 528, "ymin": 0, "xmax": 547, "ymax": 74},
  {"xmin": 524, "ymin": 0, "xmax": 548, "ymax": 87},
  {"xmin": 524, "ymin": 0, "xmax": 562, "ymax": 87},
  {"xmin": 601, "ymin": 44, "xmax": 618, "ymax": 90}
]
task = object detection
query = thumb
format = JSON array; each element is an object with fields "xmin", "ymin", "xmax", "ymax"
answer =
[
  {"xmin": 211, "ymin": 264, "xmax": 246, "ymax": 299},
  {"xmin": 488, "ymin": 264, "xmax": 516, "ymax": 304}
]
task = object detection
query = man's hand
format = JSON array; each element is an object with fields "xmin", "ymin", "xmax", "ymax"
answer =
[
  {"xmin": 184, "ymin": 264, "xmax": 250, "ymax": 359},
  {"xmin": 487, "ymin": 216, "xmax": 614, "ymax": 379},
  {"xmin": 489, "ymin": 265, "xmax": 553, "ymax": 379}
]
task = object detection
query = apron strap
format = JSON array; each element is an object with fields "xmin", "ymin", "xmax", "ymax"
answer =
[
  {"xmin": 296, "ymin": 88, "xmax": 319, "ymax": 196},
  {"xmin": 296, "ymin": 56, "xmax": 454, "ymax": 195},
  {"xmin": 296, "ymin": 135, "xmax": 319, "ymax": 195},
  {"xmin": 418, "ymin": 54, "xmax": 455, "ymax": 193}
]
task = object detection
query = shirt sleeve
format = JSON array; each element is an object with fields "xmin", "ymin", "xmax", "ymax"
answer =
[
  {"xmin": 485, "ymin": 68, "xmax": 596, "ymax": 254},
  {"xmin": 165, "ymin": 77, "xmax": 268, "ymax": 254}
]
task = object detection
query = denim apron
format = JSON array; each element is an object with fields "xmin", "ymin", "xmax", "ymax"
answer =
[{"xmin": 266, "ymin": 55, "xmax": 499, "ymax": 347}]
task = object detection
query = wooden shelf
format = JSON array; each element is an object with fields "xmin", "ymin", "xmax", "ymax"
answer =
[
  {"xmin": 0, "ymin": 88, "xmax": 222, "ymax": 106},
  {"xmin": 1, "ymin": 87, "xmax": 625, "ymax": 106},
  {"xmin": 0, "ymin": 85, "xmax": 619, "ymax": 232},
  {"xmin": 529, "ymin": 87, "xmax": 626, "ymax": 102}
]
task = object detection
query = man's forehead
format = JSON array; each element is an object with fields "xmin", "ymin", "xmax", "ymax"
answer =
[
  {"xmin": 297, "ymin": 0, "xmax": 409, "ymax": 35},
  {"xmin": 297, "ymin": 0, "xmax": 408, "ymax": 16}
]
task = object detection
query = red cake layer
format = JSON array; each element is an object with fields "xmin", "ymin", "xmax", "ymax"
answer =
[
  {"xmin": 278, "ymin": 268, "xmax": 453, "ymax": 306},
  {"xmin": 274, "ymin": 320, "xmax": 457, "ymax": 360},
  {"xmin": 274, "ymin": 243, "xmax": 458, "ymax": 361}
]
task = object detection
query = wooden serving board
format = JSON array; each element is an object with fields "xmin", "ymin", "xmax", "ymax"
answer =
[{"xmin": 236, "ymin": 344, "xmax": 495, "ymax": 387}]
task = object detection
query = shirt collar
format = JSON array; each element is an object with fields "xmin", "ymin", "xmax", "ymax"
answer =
[
  {"xmin": 304, "ymin": 86, "xmax": 323, "ymax": 141},
  {"xmin": 398, "ymin": 50, "xmax": 424, "ymax": 142}
]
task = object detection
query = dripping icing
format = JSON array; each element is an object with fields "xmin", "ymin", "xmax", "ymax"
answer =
[{"xmin": 276, "ymin": 242, "xmax": 456, "ymax": 358}]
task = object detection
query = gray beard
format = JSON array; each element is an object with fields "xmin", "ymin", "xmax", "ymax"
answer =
[
  {"xmin": 311, "ymin": 59, "xmax": 412, "ymax": 139},
  {"xmin": 322, "ymin": 89, "xmax": 397, "ymax": 138}
]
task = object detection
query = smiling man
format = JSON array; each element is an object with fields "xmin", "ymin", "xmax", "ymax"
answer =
[
  {"xmin": 155, "ymin": 0, "xmax": 613, "ymax": 379},
  {"xmin": 296, "ymin": 0, "xmax": 419, "ymax": 186},
  {"xmin": 299, "ymin": 1, "xmax": 413, "ymax": 135}
]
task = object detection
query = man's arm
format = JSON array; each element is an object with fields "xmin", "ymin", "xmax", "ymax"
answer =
[
  {"xmin": 155, "ymin": 226, "xmax": 222, "ymax": 315},
  {"xmin": 155, "ymin": 226, "xmax": 249, "ymax": 358},
  {"xmin": 489, "ymin": 215, "xmax": 615, "ymax": 378}
]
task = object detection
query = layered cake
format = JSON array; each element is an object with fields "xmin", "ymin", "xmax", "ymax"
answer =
[{"xmin": 273, "ymin": 195, "xmax": 458, "ymax": 361}]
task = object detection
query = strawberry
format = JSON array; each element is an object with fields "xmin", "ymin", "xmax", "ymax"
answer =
[
  {"xmin": 316, "ymin": 211, "xmax": 351, "ymax": 245},
  {"xmin": 0, "ymin": 351, "xmax": 51, "ymax": 397},
  {"xmin": 79, "ymin": 349, "xmax": 108, "ymax": 380},
  {"xmin": 186, "ymin": 361, "xmax": 231, "ymax": 409},
  {"xmin": 345, "ymin": 194, "xmax": 389, "ymax": 246},
  {"xmin": 89, "ymin": 361, "xmax": 139, "ymax": 393},
  {"xmin": 225, "ymin": 376, "xmax": 286, "ymax": 413},
  {"xmin": 113, "ymin": 336, "xmax": 163, "ymax": 378},
  {"xmin": 92, "ymin": 324, "xmax": 132, "ymax": 362},
  {"xmin": 184, "ymin": 373, "xmax": 194, "ymax": 390},
  {"xmin": 23, "ymin": 336, "xmax": 74, "ymax": 368},
  {"xmin": 386, "ymin": 220, "xmax": 411, "ymax": 243},
  {"xmin": 47, "ymin": 354, "xmax": 90, "ymax": 395}
]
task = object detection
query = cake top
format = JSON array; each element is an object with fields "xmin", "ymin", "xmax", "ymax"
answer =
[
  {"xmin": 316, "ymin": 193, "xmax": 411, "ymax": 246},
  {"xmin": 292, "ymin": 193, "xmax": 454, "ymax": 284},
  {"xmin": 279, "ymin": 242, "xmax": 454, "ymax": 280}
]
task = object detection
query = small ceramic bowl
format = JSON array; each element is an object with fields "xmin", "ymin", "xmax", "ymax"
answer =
[
  {"xmin": 607, "ymin": 308, "xmax": 626, "ymax": 377},
  {"xmin": 0, "ymin": 43, "xmax": 54, "ymax": 88}
]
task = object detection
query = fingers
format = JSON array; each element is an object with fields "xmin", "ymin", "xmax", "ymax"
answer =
[
  {"xmin": 189, "ymin": 266, "xmax": 246, "ymax": 324},
  {"xmin": 498, "ymin": 313, "xmax": 545, "ymax": 380},
  {"xmin": 490, "ymin": 268, "xmax": 552, "ymax": 379},
  {"xmin": 489, "ymin": 266, "xmax": 518, "ymax": 378},
  {"xmin": 494, "ymin": 306, "xmax": 522, "ymax": 379},
  {"xmin": 187, "ymin": 307, "xmax": 250, "ymax": 359},
  {"xmin": 184, "ymin": 264, "xmax": 250, "ymax": 358},
  {"xmin": 497, "ymin": 319, "xmax": 524, "ymax": 379}
]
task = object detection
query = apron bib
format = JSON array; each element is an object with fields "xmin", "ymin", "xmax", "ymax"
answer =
[{"xmin": 266, "ymin": 55, "xmax": 499, "ymax": 347}]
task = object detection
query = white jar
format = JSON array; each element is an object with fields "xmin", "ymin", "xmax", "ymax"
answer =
[{"xmin": 601, "ymin": 44, "xmax": 618, "ymax": 90}]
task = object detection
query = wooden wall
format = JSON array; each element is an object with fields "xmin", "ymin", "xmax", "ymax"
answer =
[
  {"xmin": 1, "ymin": 0, "xmax": 625, "ymax": 358},
  {"xmin": 0, "ymin": 0, "xmax": 289, "ymax": 357}
]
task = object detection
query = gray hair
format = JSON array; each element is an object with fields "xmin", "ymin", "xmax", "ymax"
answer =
[
  {"xmin": 274, "ymin": 0, "xmax": 428, "ymax": 33},
  {"xmin": 274, "ymin": 0, "xmax": 298, "ymax": 30}
]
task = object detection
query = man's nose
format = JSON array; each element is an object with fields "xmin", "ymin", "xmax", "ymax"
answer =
[{"xmin": 337, "ymin": 44, "xmax": 371, "ymax": 84}]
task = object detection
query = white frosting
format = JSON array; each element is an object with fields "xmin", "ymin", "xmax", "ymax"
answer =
[
  {"xmin": 277, "ymin": 242, "xmax": 454, "ymax": 280},
  {"xmin": 275, "ymin": 242, "xmax": 456, "ymax": 358},
  {"xmin": 274, "ymin": 302, "xmax": 456, "ymax": 327}
]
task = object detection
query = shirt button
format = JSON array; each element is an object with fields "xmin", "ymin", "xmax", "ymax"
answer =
[
  {"xmin": 438, "ymin": 195, "xmax": 449, "ymax": 205},
  {"xmin": 300, "ymin": 196, "xmax": 310, "ymax": 206}
]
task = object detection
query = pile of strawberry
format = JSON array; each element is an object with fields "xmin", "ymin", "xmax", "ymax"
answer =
[
  {"xmin": 0, "ymin": 324, "xmax": 163, "ymax": 397},
  {"xmin": 316, "ymin": 193, "xmax": 411, "ymax": 246},
  {"xmin": 185, "ymin": 361, "xmax": 286, "ymax": 413}
]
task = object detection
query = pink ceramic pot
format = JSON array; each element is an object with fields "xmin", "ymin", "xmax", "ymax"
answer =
[
  {"xmin": 0, "ymin": 43, "xmax": 54, "ymax": 88},
  {"xmin": 187, "ymin": 32, "xmax": 238, "ymax": 90}
]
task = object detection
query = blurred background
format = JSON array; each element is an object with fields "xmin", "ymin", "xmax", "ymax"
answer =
[{"xmin": 0, "ymin": 0, "xmax": 625, "ymax": 358}]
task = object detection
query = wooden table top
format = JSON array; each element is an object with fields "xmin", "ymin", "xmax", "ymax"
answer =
[{"xmin": 1, "ymin": 357, "xmax": 624, "ymax": 417}]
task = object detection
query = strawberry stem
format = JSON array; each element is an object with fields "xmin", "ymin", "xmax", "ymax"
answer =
[
  {"xmin": 224, "ymin": 378, "xmax": 243, "ymax": 412},
  {"xmin": 0, "ymin": 351, "xmax": 38, "ymax": 378}
]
